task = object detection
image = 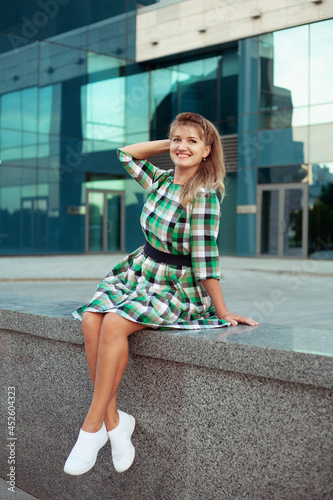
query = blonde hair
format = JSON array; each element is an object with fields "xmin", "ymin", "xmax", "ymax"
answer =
[{"xmin": 169, "ymin": 112, "xmax": 226, "ymax": 207}]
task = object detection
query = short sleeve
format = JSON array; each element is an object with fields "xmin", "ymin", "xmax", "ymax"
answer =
[
  {"xmin": 190, "ymin": 191, "xmax": 220, "ymax": 281},
  {"xmin": 117, "ymin": 149, "xmax": 169, "ymax": 191}
]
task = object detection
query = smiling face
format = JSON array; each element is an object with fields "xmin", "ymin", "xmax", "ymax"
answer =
[{"xmin": 169, "ymin": 124, "xmax": 211, "ymax": 174}]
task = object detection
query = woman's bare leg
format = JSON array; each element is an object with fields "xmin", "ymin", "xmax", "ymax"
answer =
[
  {"xmin": 81, "ymin": 313, "xmax": 115, "ymax": 428},
  {"xmin": 81, "ymin": 312, "xmax": 145, "ymax": 433}
]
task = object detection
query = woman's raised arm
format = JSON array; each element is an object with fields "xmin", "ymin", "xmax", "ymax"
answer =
[{"xmin": 120, "ymin": 140, "xmax": 170, "ymax": 160}]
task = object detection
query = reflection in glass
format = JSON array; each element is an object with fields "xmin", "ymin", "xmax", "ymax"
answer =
[
  {"xmin": 258, "ymin": 127, "xmax": 306, "ymax": 167},
  {"xmin": 309, "ymin": 123, "xmax": 333, "ymax": 164},
  {"xmin": 261, "ymin": 190, "xmax": 279, "ymax": 255},
  {"xmin": 260, "ymin": 26, "xmax": 309, "ymax": 112},
  {"xmin": 284, "ymin": 189, "xmax": 303, "ymax": 257},
  {"xmin": 258, "ymin": 165, "xmax": 308, "ymax": 184},
  {"xmin": 0, "ymin": 166, "xmax": 37, "ymax": 254},
  {"xmin": 309, "ymin": 20, "xmax": 333, "ymax": 105},
  {"xmin": 150, "ymin": 67, "xmax": 179, "ymax": 140},
  {"xmin": 220, "ymin": 50, "xmax": 238, "ymax": 134},
  {"xmin": 308, "ymin": 163, "xmax": 333, "ymax": 259},
  {"xmin": 0, "ymin": 129, "xmax": 38, "ymax": 165},
  {"xmin": 87, "ymin": 190, "xmax": 122, "ymax": 252},
  {"xmin": 125, "ymin": 71, "xmax": 149, "ymax": 144},
  {"xmin": 38, "ymin": 84, "xmax": 61, "ymax": 135},
  {"xmin": 82, "ymin": 53, "xmax": 126, "ymax": 152},
  {"xmin": 310, "ymin": 103, "xmax": 333, "ymax": 126},
  {"xmin": 0, "ymin": 87, "xmax": 37, "ymax": 132},
  {"xmin": 88, "ymin": 191, "xmax": 104, "ymax": 252},
  {"xmin": 39, "ymin": 0, "xmax": 88, "ymax": 43},
  {"xmin": 107, "ymin": 193, "xmax": 121, "ymax": 252},
  {"xmin": 178, "ymin": 57, "xmax": 218, "ymax": 122}
]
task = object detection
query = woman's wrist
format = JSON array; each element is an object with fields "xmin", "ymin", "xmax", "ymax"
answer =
[
  {"xmin": 218, "ymin": 309, "xmax": 229, "ymax": 319},
  {"xmin": 120, "ymin": 140, "xmax": 170, "ymax": 159}
]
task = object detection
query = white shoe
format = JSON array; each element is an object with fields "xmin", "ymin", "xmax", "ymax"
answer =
[
  {"xmin": 64, "ymin": 422, "xmax": 108, "ymax": 475},
  {"xmin": 108, "ymin": 410, "xmax": 135, "ymax": 473}
]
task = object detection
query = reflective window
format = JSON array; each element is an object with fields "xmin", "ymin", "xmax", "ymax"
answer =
[
  {"xmin": 259, "ymin": 26, "xmax": 309, "ymax": 129},
  {"xmin": 178, "ymin": 56, "xmax": 218, "ymax": 122},
  {"xmin": 220, "ymin": 50, "xmax": 238, "ymax": 134},
  {"xmin": 0, "ymin": 166, "xmax": 37, "ymax": 254},
  {"xmin": 38, "ymin": 84, "xmax": 61, "ymax": 135},
  {"xmin": 0, "ymin": 87, "xmax": 37, "ymax": 132},
  {"xmin": 39, "ymin": 0, "xmax": 88, "ymax": 44},
  {"xmin": 219, "ymin": 173, "xmax": 237, "ymax": 255},
  {"xmin": 258, "ymin": 127, "xmax": 308, "ymax": 167},
  {"xmin": 309, "ymin": 123, "xmax": 333, "ymax": 164},
  {"xmin": 0, "ymin": 1, "xmax": 39, "ymax": 35},
  {"xmin": 149, "ymin": 49, "xmax": 238, "ymax": 139},
  {"xmin": 308, "ymin": 162, "xmax": 333, "ymax": 259},
  {"xmin": 309, "ymin": 20, "xmax": 333, "ymax": 105},
  {"xmin": 258, "ymin": 165, "xmax": 308, "ymax": 184},
  {"xmin": 150, "ymin": 67, "xmax": 178, "ymax": 140},
  {"xmin": 0, "ymin": 130, "xmax": 38, "ymax": 165},
  {"xmin": 125, "ymin": 70, "xmax": 149, "ymax": 144},
  {"xmin": 81, "ymin": 53, "xmax": 126, "ymax": 152}
]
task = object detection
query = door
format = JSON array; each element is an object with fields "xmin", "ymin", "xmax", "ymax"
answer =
[
  {"xmin": 86, "ymin": 189, "xmax": 124, "ymax": 253},
  {"xmin": 257, "ymin": 184, "xmax": 308, "ymax": 258}
]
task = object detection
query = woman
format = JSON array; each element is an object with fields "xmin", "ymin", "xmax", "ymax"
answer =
[{"xmin": 64, "ymin": 112, "xmax": 258, "ymax": 476}]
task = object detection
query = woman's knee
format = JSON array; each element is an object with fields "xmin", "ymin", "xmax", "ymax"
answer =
[
  {"xmin": 101, "ymin": 313, "xmax": 141, "ymax": 340},
  {"xmin": 82, "ymin": 312, "xmax": 103, "ymax": 340}
]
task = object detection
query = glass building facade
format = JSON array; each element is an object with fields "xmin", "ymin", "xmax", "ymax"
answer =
[{"xmin": 0, "ymin": 1, "xmax": 332, "ymax": 258}]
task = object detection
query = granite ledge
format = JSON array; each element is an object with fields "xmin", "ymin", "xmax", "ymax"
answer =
[{"xmin": 1, "ymin": 307, "xmax": 332, "ymax": 389}]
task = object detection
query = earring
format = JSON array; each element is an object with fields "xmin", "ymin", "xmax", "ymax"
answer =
[{"xmin": 202, "ymin": 157, "xmax": 206, "ymax": 162}]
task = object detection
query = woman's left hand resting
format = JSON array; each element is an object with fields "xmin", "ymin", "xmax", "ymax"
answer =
[{"xmin": 219, "ymin": 310, "xmax": 259, "ymax": 327}]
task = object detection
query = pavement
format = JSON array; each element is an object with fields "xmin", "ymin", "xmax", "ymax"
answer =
[
  {"xmin": 0, "ymin": 253, "xmax": 332, "ymax": 499},
  {"xmin": 0, "ymin": 478, "xmax": 39, "ymax": 500},
  {"xmin": 0, "ymin": 253, "xmax": 332, "ymax": 330}
]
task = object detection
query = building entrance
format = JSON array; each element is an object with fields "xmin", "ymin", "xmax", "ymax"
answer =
[
  {"xmin": 256, "ymin": 184, "xmax": 308, "ymax": 258},
  {"xmin": 85, "ymin": 189, "xmax": 124, "ymax": 253}
]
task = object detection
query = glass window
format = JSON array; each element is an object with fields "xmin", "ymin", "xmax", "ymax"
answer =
[
  {"xmin": 0, "ymin": 1, "xmax": 39, "ymax": 35},
  {"xmin": 38, "ymin": 84, "xmax": 61, "ymax": 135},
  {"xmin": 39, "ymin": 0, "xmax": 88, "ymax": 44},
  {"xmin": 258, "ymin": 165, "xmax": 309, "ymax": 184},
  {"xmin": 81, "ymin": 53, "xmax": 126, "ymax": 152},
  {"xmin": 0, "ymin": 165, "xmax": 37, "ymax": 254},
  {"xmin": 125, "ymin": 70, "xmax": 149, "ymax": 144},
  {"xmin": 308, "ymin": 162, "xmax": 333, "ymax": 259},
  {"xmin": 0, "ymin": 87, "xmax": 37, "ymax": 132},
  {"xmin": 309, "ymin": 19, "xmax": 333, "ymax": 105},
  {"xmin": 178, "ymin": 56, "xmax": 218, "ymax": 122},
  {"xmin": 258, "ymin": 107, "xmax": 310, "ymax": 130},
  {"xmin": 259, "ymin": 26, "xmax": 309, "ymax": 127},
  {"xmin": 38, "ymin": 41, "xmax": 86, "ymax": 89},
  {"xmin": 258, "ymin": 127, "xmax": 308, "ymax": 167},
  {"xmin": 150, "ymin": 66, "xmax": 178, "ymax": 140},
  {"xmin": 310, "ymin": 103, "xmax": 333, "ymax": 126},
  {"xmin": 309, "ymin": 123, "xmax": 333, "ymax": 164},
  {"xmin": 219, "ymin": 173, "xmax": 237, "ymax": 255},
  {"xmin": 0, "ymin": 129, "xmax": 38, "ymax": 166},
  {"xmin": 220, "ymin": 50, "xmax": 238, "ymax": 134}
]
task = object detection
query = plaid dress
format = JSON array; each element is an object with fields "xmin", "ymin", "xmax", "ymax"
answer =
[{"xmin": 72, "ymin": 150, "xmax": 229, "ymax": 330}]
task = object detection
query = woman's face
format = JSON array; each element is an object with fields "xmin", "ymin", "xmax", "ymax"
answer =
[{"xmin": 170, "ymin": 124, "xmax": 211, "ymax": 171}]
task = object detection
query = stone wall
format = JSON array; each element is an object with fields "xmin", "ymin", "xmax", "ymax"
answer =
[{"xmin": 0, "ymin": 308, "xmax": 332, "ymax": 500}]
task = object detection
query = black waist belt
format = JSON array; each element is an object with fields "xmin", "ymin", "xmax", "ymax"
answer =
[{"xmin": 144, "ymin": 241, "xmax": 192, "ymax": 267}]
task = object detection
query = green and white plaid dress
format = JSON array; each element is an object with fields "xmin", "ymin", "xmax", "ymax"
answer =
[{"xmin": 72, "ymin": 150, "xmax": 229, "ymax": 330}]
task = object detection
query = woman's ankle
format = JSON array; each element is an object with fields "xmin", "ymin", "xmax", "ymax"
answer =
[
  {"xmin": 81, "ymin": 418, "xmax": 105, "ymax": 433},
  {"xmin": 105, "ymin": 410, "xmax": 120, "ymax": 432}
]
